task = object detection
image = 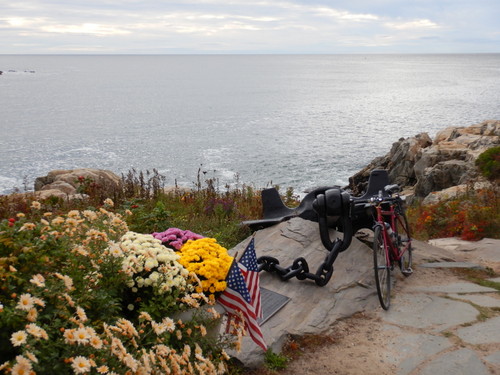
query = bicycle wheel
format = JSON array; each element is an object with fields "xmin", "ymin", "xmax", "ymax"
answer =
[
  {"xmin": 373, "ymin": 225, "xmax": 391, "ymax": 310},
  {"xmin": 395, "ymin": 211, "xmax": 413, "ymax": 277}
]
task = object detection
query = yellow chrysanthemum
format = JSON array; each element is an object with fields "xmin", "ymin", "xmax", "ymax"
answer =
[{"xmin": 178, "ymin": 238, "xmax": 232, "ymax": 297}]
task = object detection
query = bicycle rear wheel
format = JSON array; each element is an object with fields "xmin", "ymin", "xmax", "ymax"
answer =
[
  {"xmin": 395, "ymin": 211, "xmax": 413, "ymax": 276},
  {"xmin": 373, "ymin": 225, "xmax": 391, "ymax": 310}
]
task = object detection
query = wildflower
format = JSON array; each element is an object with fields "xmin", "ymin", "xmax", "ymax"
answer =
[
  {"xmin": 33, "ymin": 297, "xmax": 45, "ymax": 307},
  {"xmin": 26, "ymin": 308, "xmax": 38, "ymax": 322},
  {"xmin": 16, "ymin": 213, "xmax": 25, "ymax": 218},
  {"xmin": 30, "ymin": 274, "xmax": 46, "ymax": 287},
  {"xmin": 162, "ymin": 317, "xmax": 175, "ymax": 332},
  {"xmin": 74, "ymin": 327, "xmax": 90, "ymax": 344},
  {"xmin": 90, "ymin": 335, "xmax": 103, "ymax": 349},
  {"xmin": 116, "ymin": 318, "xmax": 139, "ymax": 337},
  {"xmin": 55, "ymin": 273, "xmax": 74, "ymax": 290},
  {"xmin": 16, "ymin": 293, "xmax": 34, "ymax": 311},
  {"xmin": 65, "ymin": 217, "xmax": 79, "ymax": 227},
  {"xmin": 51, "ymin": 216, "xmax": 65, "ymax": 225},
  {"xmin": 31, "ymin": 201, "xmax": 41, "ymax": 210},
  {"xmin": 97, "ymin": 365, "xmax": 109, "ymax": 373},
  {"xmin": 11, "ymin": 356, "xmax": 32, "ymax": 375},
  {"xmin": 72, "ymin": 356, "xmax": 91, "ymax": 374},
  {"xmin": 63, "ymin": 293, "xmax": 76, "ymax": 307},
  {"xmin": 73, "ymin": 246, "xmax": 89, "ymax": 256},
  {"xmin": 151, "ymin": 321, "xmax": 168, "ymax": 335},
  {"xmin": 9, "ymin": 265, "xmax": 17, "ymax": 272},
  {"xmin": 199, "ymin": 325, "xmax": 207, "ymax": 337},
  {"xmin": 123, "ymin": 354, "xmax": 138, "ymax": 371},
  {"xmin": 25, "ymin": 323, "xmax": 48, "ymax": 339},
  {"xmin": 83, "ymin": 210, "xmax": 98, "ymax": 221},
  {"xmin": 26, "ymin": 351, "xmax": 38, "ymax": 363},
  {"xmin": 19, "ymin": 223, "xmax": 36, "ymax": 231},
  {"xmin": 10, "ymin": 330, "xmax": 28, "ymax": 346},
  {"xmin": 76, "ymin": 306, "xmax": 88, "ymax": 322},
  {"xmin": 67, "ymin": 210, "xmax": 81, "ymax": 218},
  {"xmin": 138, "ymin": 311, "xmax": 152, "ymax": 321},
  {"xmin": 194, "ymin": 343, "xmax": 205, "ymax": 362},
  {"xmin": 109, "ymin": 242, "xmax": 123, "ymax": 257},
  {"xmin": 104, "ymin": 198, "xmax": 114, "ymax": 207},
  {"xmin": 64, "ymin": 329, "xmax": 76, "ymax": 344}
]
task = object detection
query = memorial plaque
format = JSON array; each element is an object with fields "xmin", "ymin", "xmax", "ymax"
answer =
[{"xmin": 258, "ymin": 287, "xmax": 291, "ymax": 325}]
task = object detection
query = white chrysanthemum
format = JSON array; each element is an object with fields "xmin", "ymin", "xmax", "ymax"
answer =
[
  {"xmin": 144, "ymin": 258, "xmax": 158, "ymax": 270},
  {"xmin": 149, "ymin": 271, "xmax": 160, "ymax": 283},
  {"xmin": 16, "ymin": 293, "xmax": 34, "ymax": 311},
  {"xmin": 10, "ymin": 331, "xmax": 27, "ymax": 347},
  {"xmin": 72, "ymin": 356, "xmax": 91, "ymax": 374},
  {"xmin": 11, "ymin": 356, "xmax": 32, "ymax": 375},
  {"xmin": 29, "ymin": 274, "xmax": 45, "ymax": 287},
  {"xmin": 74, "ymin": 327, "xmax": 90, "ymax": 344}
]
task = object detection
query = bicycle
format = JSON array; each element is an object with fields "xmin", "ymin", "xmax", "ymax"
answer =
[{"xmin": 364, "ymin": 185, "xmax": 413, "ymax": 310}]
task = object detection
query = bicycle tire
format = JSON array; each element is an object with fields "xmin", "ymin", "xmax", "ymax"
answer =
[
  {"xmin": 395, "ymin": 210, "xmax": 413, "ymax": 277},
  {"xmin": 373, "ymin": 225, "xmax": 391, "ymax": 310}
]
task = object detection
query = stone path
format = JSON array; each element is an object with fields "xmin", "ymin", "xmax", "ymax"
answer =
[
  {"xmin": 277, "ymin": 238, "xmax": 500, "ymax": 375},
  {"xmin": 380, "ymin": 239, "xmax": 500, "ymax": 375}
]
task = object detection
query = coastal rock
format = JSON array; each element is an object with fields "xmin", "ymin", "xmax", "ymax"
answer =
[
  {"xmin": 348, "ymin": 132, "xmax": 432, "ymax": 195},
  {"xmin": 34, "ymin": 168, "xmax": 121, "ymax": 199},
  {"xmin": 349, "ymin": 120, "xmax": 500, "ymax": 200},
  {"xmin": 422, "ymin": 181, "xmax": 494, "ymax": 205}
]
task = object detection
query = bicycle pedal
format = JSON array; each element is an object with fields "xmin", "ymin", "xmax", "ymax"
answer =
[{"xmin": 402, "ymin": 267, "xmax": 413, "ymax": 276}]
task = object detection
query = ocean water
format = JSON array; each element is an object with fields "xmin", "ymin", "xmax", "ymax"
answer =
[{"xmin": 1, "ymin": 54, "xmax": 499, "ymax": 195}]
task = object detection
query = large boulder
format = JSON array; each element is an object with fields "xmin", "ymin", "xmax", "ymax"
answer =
[
  {"xmin": 349, "ymin": 120, "xmax": 500, "ymax": 200},
  {"xmin": 349, "ymin": 132, "xmax": 432, "ymax": 196},
  {"xmin": 34, "ymin": 168, "xmax": 121, "ymax": 200},
  {"xmin": 228, "ymin": 217, "xmax": 377, "ymax": 367}
]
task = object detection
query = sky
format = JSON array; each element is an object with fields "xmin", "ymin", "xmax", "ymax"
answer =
[{"xmin": 1, "ymin": 0, "xmax": 499, "ymax": 54}]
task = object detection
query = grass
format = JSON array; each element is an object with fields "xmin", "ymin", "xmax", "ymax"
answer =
[{"xmin": 451, "ymin": 268, "xmax": 500, "ymax": 291}]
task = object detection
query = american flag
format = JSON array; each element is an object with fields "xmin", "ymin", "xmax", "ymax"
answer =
[
  {"xmin": 238, "ymin": 238, "xmax": 262, "ymax": 318},
  {"xmin": 218, "ymin": 256, "xmax": 267, "ymax": 351}
]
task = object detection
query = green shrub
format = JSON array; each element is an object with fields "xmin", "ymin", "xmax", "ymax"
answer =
[{"xmin": 476, "ymin": 146, "xmax": 500, "ymax": 181}]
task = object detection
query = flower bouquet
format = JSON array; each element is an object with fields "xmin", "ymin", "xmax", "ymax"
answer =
[
  {"xmin": 177, "ymin": 238, "xmax": 233, "ymax": 301},
  {"xmin": 119, "ymin": 231, "xmax": 209, "ymax": 317},
  {"xmin": 152, "ymin": 227, "xmax": 204, "ymax": 250}
]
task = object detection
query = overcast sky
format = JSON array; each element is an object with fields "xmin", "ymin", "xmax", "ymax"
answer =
[{"xmin": 1, "ymin": 0, "xmax": 499, "ymax": 54}]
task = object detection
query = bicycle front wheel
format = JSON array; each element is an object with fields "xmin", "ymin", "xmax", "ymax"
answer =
[{"xmin": 373, "ymin": 225, "xmax": 391, "ymax": 310}]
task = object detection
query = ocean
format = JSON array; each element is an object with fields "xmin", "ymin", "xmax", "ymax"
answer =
[{"xmin": 1, "ymin": 54, "xmax": 499, "ymax": 195}]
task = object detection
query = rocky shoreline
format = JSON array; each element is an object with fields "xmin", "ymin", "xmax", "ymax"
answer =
[{"xmin": 348, "ymin": 119, "xmax": 499, "ymax": 203}]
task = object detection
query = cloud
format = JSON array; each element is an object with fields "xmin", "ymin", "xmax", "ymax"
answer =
[
  {"xmin": 0, "ymin": 0, "xmax": 498, "ymax": 53},
  {"xmin": 41, "ymin": 23, "xmax": 130, "ymax": 36},
  {"xmin": 385, "ymin": 19, "xmax": 440, "ymax": 30}
]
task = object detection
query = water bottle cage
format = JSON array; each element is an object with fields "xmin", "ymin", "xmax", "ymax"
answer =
[{"xmin": 257, "ymin": 188, "xmax": 353, "ymax": 287}]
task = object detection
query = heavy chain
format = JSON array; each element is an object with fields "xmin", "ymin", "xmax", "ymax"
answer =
[{"xmin": 257, "ymin": 238, "xmax": 342, "ymax": 287}]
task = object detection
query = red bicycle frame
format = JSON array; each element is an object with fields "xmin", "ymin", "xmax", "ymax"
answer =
[{"xmin": 373, "ymin": 200, "xmax": 410, "ymax": 266}]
